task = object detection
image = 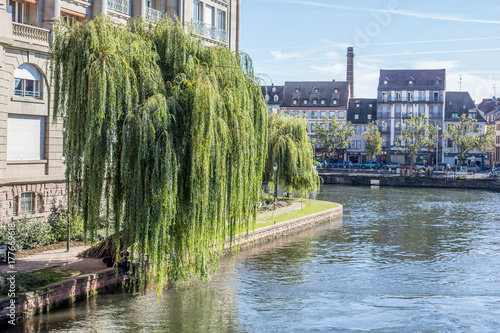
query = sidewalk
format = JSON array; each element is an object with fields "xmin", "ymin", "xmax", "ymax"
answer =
[{"xmin": 0, "ymin": 246, "xmax": 106, "ymax": 276}]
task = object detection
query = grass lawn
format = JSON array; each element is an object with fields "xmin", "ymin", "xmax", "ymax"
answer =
[
  {"xmin": 0, "ymin": 267, "xmax": 71, "ymax": 298},
  {"xmin": 256, "ymin": 199, "xmax": 339, "ymax": 229}
]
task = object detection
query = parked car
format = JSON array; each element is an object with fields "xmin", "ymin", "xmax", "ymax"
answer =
[
  {"xmin": 317, "ymin": 160, "xmax": 328, "ymax": 168},
  {"xmin": 430, "ymin": 162, "xmax": 450, "ymax": 171},
  {"xmin": 412, "ymin": 163, "xmax": 427, "ymax": 171},
  {"xmin": 383, "ymin": 162, "xmax": 401, "ymax": 170},
  {"xmin": 360, "ymin": 161, "xmax": 381, "ymax": 169},
  {"xmin": 331, "ymin": 161, "xmax": 353, "ymax": 168}
]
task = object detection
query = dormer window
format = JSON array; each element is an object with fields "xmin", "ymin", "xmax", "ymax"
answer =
[
  {"xmin": 369, "ymin": 103, "xmax": 373, "ymax": 107},
  {"xmin": 470, "ymin": 112, "xmax": 477, "ymax": 119},
  {"xmin": 272, "ymin": 86, "xmax": 276, "ymax": 92},
  {"xmin": 356, "ymin": 103, "xmax": 360, "ymax": 108},
  {"xmin": 303, "ymin": 99, "xmax": 308, "ymax": 105},
  {"xmin": 274, "ymin": 95, "xmax": 279, "ymax": 102},
  {"xmin": 355, "ymin": 114, "xmax": 359, "ymax": 119},
  {"xmin": 334, "ymin": 88, "xmax": 339, "ymax": 94},
  {"xmin": 408, "ymin": 80, "xmax": 413, "ymax": 86},
  {"xmin": 320, "ymin": 99, "xmax": 325, "ymax": 105},
  {"xmin": 367, "ymin": 114, "xmax": 372, "ymax": 120},
  {"xmin": 313, "ymin": 87, "xmax": 319, "ymax": 94},
  {"xmin": 463, "ymin": 105, "xmax": 466, "ymax": 109},
  {"xmin": 434, "ymin": 79, "xmax": 439, "ymax": 86},
  {"xmin": 295, "ymin": 88, "xmax": 300, "ymax": 94},
  {"xmin": 265, "ymin": 94, "xmax": 269, "ymax": 102},
  {"xmin": 332, "ymin": 99, "xmax": 338, "ymax": 106},
  {"xmin": 313, "ymin": 99, "xmax": 317, "ymax": 105},
  {"xmin": 293, "ymin": 99, "xmax": 298, "ymax": 105}
]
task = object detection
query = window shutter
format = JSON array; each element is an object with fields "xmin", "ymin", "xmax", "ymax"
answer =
[{"xmin": 7, "ymin": 115, "xmax": 45, "ymax": 160}]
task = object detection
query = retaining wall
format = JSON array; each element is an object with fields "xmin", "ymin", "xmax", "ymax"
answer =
[{"xmin": 0, "ymin": 204, "xmax": 343, "ymax": 325}]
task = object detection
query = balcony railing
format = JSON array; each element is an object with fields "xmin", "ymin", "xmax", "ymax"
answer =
[
  {"xmin": 191, "ymin": 20, "xmax": 229, "ymax": 44},
  {"xmin": 145, "ymin": 7, "xmax": 164, "ymax": 23},
  {"xmin": 12, "ymin": 23, "xmax": 49, "ymax": 43},
  {"xmin": 378, "ymin": 96, "xmax": 442, "ymax": 103},
  {"xmin": 108, "ymin": 0, "xmax": 130, "ymax": 15}
]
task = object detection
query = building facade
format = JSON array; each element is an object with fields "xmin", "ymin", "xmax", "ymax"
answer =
[
  {"xmin": 443, "ymin": 91, "xmax": 487, "ymax": 168},
  {"xmin": 346, "ymin": 99, "xmax": 377, "ymax": 163},
  {"xmin": 0, "ymin": 0, "xmax": 240, "ymax": 223},
  {"xmin": 377, "ymin": 69, "xmax": 445, "ymax": 164}
]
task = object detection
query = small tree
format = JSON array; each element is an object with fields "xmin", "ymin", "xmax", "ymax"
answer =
[
  {"xmin": 266, "ymin": 114, "xmax": 320, "ymax": 198},
  {"xmin": 444, "ymin": 114, "xmax": 495, "ymax": 165},
  {"xmin": 314, "ymin": 116, "xmax": 355, "ymax": 161},
  {"xmin": 364, "ymin": 121, "xmax": 382, "ymax": 168},
  {"xmin": 395, "ymin": 113, "xmax": 437, "ymax": 165}
]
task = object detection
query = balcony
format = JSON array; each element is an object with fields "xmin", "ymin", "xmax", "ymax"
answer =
[
  {"xmin": 12, "ymin": 23, "xmax": 50, "ymax": 44},
  {"xmin": 145, "ymin": 7, "xmax": 164, "ymax": 23},
  {"xmin": 378, "ymin": 96, "xmax": 442, "ymax": 103},
  {"xmin": 107, "ymin": 0, "xmax": 130, "ymax": 15},
  {"xmin": 191, "ymin": 20, "xmax": 229, "ymax": 44}
]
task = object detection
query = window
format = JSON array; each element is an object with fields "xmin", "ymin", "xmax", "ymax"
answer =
[
  {"xmin": 334, "ymin": 88, "xmax": 339, "ymax": 94},
  {"xmin": 369, "ymin": 103, "xmax": 373, "ymax": 107},
  {"xmin": 449, "ymin": 101, "xmax": 452, "ymax": 105},
  {"xmin": 311, "ymin": 111, "xmax": 316, "ymax": 119},
  {"xmin": 395, "ymin": 105, "xmax": 401, "ymax": 116},
  {"xmin": 205, "ymin": 5, "xmax": 214, "ymax": 25},
  {"xmin": 265, "ymin": 94, "xmax": 269, "ymax": 102},
  {"xmin": 7, "ymin": 115, "xmax": 45, "ymax": 160},
  {"xmin": 470, "ymin": 113, "xmax": 477, "ymax": 119},
  {"xmin": 321, "ymin": 99, "xmax": 325, "ymax": 105},
  {"xmin": 9, "ymin": 0, "xmax": 26, "ymax": 24},
  {"xmin": 419, "ymin": 91, "xmax": 425, "ymax": 101},
  {"xmin": 14, "ymin": 64, "xmax": 42, "ymax": 98},
  {"xmin": 332, "ymin": 99, "xmax": 338, "ymax": 106},
  {"xmin": 314, "ymin": 87, "xmax": 319, "ymax": 94},
  {"xmin": 329, "ymin": 111, "xmax": 335, "ymax": 118},
  {"xmin": 408, "ymin": 80, "xmax": 414, "ymax": 86},
  {"xmin": 497, "ymin": 136, "xmax": 500, "ymax": 144},
  {"xmin": 293, "ymin": 99, "xmax": 297, "ymax": 105},
  {"xmin": 356, "ymin": 103, "xmax": 360, "ymax": 108},
  {"xmin": 418, "ymin": 105, "xmax": 425, "ymax": 116},
  {"xmin": 433, "ymin": 92, "xmax": 439, "ymax": 102},
  {"xmin": 407, "ymin": 91, "xmax": 413, "ymax": 102},
  {"xmin": 193, "ymin": 1, "xmax": 202, "ymax": 21},
  {"xmin": 395, "ymin": 91, "xmax": 402, "ymax": 101},
  {"xmin": 13, "ymin": 193, "xmax": 43, "ymax": 216},
  {"xmin": 432, "ymin": 105, "xmax": 439, "ymax": 118},
  {"xmin": 382, "ymin": 92, "xmax": 388, "ymax": 101},
  {"xmin": 355, "ymin": 114, "xmax": 359, "ymax": 120},
  {"xmin": 274, "ymin": 95, "xmax": 279, "ymax": 102},
  {"xmin": 407, "ymin": 106, "xmax": 413, "ymax": 117},
  {"xmin": 395, "ymin": 120, "xmax": 401, "ymax": 129},
  {"xmin": 434, "ymin": 79, "xmax": 440, "ymax": 86},
  {"xmin": 338, "ymin": 111, "xmax": 345, "ymax": 119},
  {"xmin": 367, "ymin": 114, "xmax": 372, "ymax": 120},
  {"xmin": 448, "ymin": 139, "xmax": 453, "ymax": 148},
  {"xmin": 61, "ymin": 12, "xmax": 85, "ymax": 26},
  {"xmin": 497, "ymin": 123, "xmax": 500, "ymax": 131},
  {"xmin": 216, "ymin": 10, "xmax": 226, "ymax": 29},
  {"xmin": 313, "ymin": 99, "xmax": 317, "ymax": 105},
  {"xmin": 452, "ymin": 113, "xmax": 458, "ymax": 118},
  {"xmin": 383, "ymin": 80, "xmax": 388, "ymax": 86},
  {"xmin": 295, "ymin": 88, "xmax": 300, "ymax": 94},
  {"xmin": 355, "ymin": 125, "xmax": 361, "ymax": 133},
  {"xmin": 381, "ymin": 121, "xmax": 387, "ymax": 132},
  {"xmin": 271, "ymin": 86, "xmax": 276, "ymax": 93},
  {"xmin": 303, "ymin": 99, "xmax": 308, "ymax": 105}
]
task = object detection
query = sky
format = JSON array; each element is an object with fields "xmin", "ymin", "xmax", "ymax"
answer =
[{"xmin": 240, "ymin": 0, "xmax": 500, "ymax": 104}]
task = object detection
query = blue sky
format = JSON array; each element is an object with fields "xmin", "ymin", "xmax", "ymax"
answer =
[{"xmin": 240, "ymin": 0, "xmax": 500, "ymax": 103}]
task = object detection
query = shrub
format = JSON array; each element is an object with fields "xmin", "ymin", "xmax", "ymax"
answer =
[
  {"xmin": 0, "ymin": 218, "xmax": 54, "ymax": 251},
  {"xmin": 48, "ymin": 206, "xmax": 85, "ymax": 242}
]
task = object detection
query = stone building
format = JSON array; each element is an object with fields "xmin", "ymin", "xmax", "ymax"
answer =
[
  {"xmin": 0, "ymin": 0, "xmax": 241, "ymax": 223},
  {"xmin": 377, "ymin": 69, "xmax": 446, "ymax": 164}
]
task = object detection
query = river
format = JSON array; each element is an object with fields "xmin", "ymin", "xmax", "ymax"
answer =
[{"xmin": 11, "ymin": 185, "xmax": 500, "ymax": 332}]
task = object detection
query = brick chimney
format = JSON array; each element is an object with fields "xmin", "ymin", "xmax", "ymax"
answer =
[{"xmin": 346, "ymin": 47, "xmax": 354, "ymax": 98}]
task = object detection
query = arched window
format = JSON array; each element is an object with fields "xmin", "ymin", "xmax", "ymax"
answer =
[
  {"xmin": 14, "ymin": 64, "xmax": 42, "ymax": 98},
  {"xmin": 274, "ymin": 94, "xmax": 279, "ymax": 102}
]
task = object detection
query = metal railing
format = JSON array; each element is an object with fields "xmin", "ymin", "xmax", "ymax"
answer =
[
  {"xmin": 379, "ymin": 96, "xmax": 442, "ymax": 103},
  {"xmin": 191, "ymin": 20, "xmax": 229, "ymax": 44},
  {"xmin": 14, "ymin": 89, "xmax": 42, "ymax": 98},
  {"xmin": 12, "ymin": 23, "xmax": 50, "ymax": 43},
  {"xmin": 107, "ymin": 0, "xmax": 130, "ymax": 15},
  {"xmin": 145, "ymin": 7, "xmax": 164, "ymax": 23}
]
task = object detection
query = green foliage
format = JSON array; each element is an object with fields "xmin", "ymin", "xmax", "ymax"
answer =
[
  {"xmin": 48, "ymin": 206, "xmax": 85, "ymax": 242},
  {"xmin": 0, "ymin": 218, "xmax": 54, "ymax": 251},
  {"xmin": 395, "ymin": 114, "xmax": 437, "ymax": 164},
  {"xmin": 364, "ymin": 121, "xmax": 382, "ymax": 160},
  {"xmin": 265, "ymin": 113, "xmax": 320, "ymax": 198},
  {"xmin": 314, "ymin": 116, "xmax": 355, "ymax": 156},
  {"xmin": 50, "ymin": 16, "xmax": 268, "ymax": 291},
  {"xmin": 444, "ymin": 114, "xmax": 495, "ymax": 165}
]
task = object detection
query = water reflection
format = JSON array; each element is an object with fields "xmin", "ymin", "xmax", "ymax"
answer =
[{"xmin": 10, "ymin": 185, "xmax": 500, "ymax": 332}]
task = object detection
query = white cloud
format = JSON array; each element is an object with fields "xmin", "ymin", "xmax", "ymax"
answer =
[
  {"xmin": 270, "ymin": 50, "xmax": 316, "ymax": 61},
  {"xmin": 309, "ymin": 63, "xmax": 345, "ymax": 78}
]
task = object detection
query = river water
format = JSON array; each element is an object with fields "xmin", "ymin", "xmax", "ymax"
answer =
[{"xmin": 11, "ymin": 185, "xmax": 500, "ymax": 332}]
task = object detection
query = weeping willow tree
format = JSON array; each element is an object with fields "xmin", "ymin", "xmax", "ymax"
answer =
[
  {"xmin": 265, "ymin": 113, "xmax": 320, "ymax": 198},
  {"xmin": 50, "ymin": 16, "xmax": 268, "ymax": 290}
]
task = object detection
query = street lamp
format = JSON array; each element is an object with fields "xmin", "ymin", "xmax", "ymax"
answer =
[
  {"xmin": 435, "ymin": 125, "xmax": 441, "ymax": 166},
  {"xmin": 273, "ymin": 163, "xmax": 278, "ymax": 211}
]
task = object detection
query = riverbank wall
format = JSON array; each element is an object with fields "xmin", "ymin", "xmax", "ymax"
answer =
[
  {"xmin": 0, "ymin": 204, "xmax": 343, "ymax": 325},
  {"xmin": 321, "ymin": 173, "xmax": 500, "ymax": 191}
]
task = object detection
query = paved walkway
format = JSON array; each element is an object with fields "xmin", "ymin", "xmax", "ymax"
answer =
[
  {"xmin": 0, "ymin": 246, "xmax": 106, "ymax": 275},
  {"xmin": 256, "ymin": 200, "xmax": 304, "ymax": 221}
]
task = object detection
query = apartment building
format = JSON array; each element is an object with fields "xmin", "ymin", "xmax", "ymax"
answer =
[
  {"xmin": 0, "ymin": 0, "xmax": 240, "ymax": 223},
  {"xmin": 377, "ymin": 69, "xmax": 445, "ymax": 164},
  {"xmin": 443, "ymin": 92, "xmax": 488, "ymax": 168},
  {"xmin": 346, "ymin": 99, "xmax": 377, "ymax": 164},
  {"xmin": 262, "ymin": 84, "xmax": 284, "ymax": 114}
]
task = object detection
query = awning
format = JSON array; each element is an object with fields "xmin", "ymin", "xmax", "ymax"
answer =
[
  {"xmin": 61, "ymin": 8, "xmax": 87, "ymax": 19},
  {"xmin": 24, "ymin": 0, "xmax": 38, "ymax": 4}
]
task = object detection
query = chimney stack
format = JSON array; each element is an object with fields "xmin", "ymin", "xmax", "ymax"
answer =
[{"xmin": 346, "ymin": 47, "xmax": 354, "ymax": 98}]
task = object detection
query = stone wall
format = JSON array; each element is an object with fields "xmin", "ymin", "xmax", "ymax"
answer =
[
  {"xmin": 0, "ymin": 181, "xmax": 66, "ymax": 223},
  {"xmin": 0, "ymin": 268, "xmax": 126, "ymax": 325}
]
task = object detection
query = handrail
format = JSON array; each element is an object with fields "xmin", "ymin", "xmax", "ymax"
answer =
[
  {"xmin": 107, "ymin": 0, "xmax": 130, "ymax": 15},
  {"xmin": 145, "ymin": 7, "xmax": 164, "ymax": 23},
  {"xmin": 191, "ymin": 20, "xmax": 229, "ymax": 44},
  {"xmin": 12, "ymin": 23, "xmax": 50, "ymax": 43}
]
